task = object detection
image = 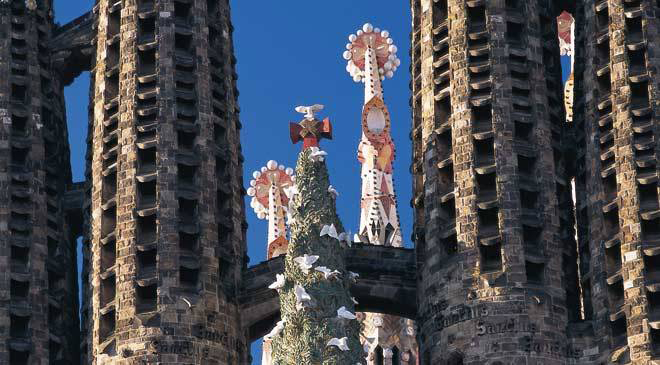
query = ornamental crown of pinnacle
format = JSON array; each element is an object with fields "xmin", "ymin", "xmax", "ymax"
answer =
[{"xmin": 343, "ymin": 23, "xmax": 401, "ymax": 83}]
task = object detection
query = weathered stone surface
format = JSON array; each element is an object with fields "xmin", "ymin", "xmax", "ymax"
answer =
[
  {"xmin": 0, "ymin": 1, "xmax": 80, "ymax": 364},
  {"xmin": 51, "ymin": 11, "xmax": 95, "ymax": 86},
  {"xmin": 85, "ymin": 0, "xmax": 248, "ymax": 364},
  {"xmin": 1, "ymin": 0, "xmax": 659, "ymax": 363},
  {"xmin": 410, "ymin": 0, "xmax": 586, "ymax": 363}
]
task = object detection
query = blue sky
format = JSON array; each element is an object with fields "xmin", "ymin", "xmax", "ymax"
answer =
[
  {"xmin": 55, "ymin": 1, "xmax": 413, "ymax": 363},
  {"xmin": 56, "ymin": 2, "xmax": 570, "ymax": 363}
]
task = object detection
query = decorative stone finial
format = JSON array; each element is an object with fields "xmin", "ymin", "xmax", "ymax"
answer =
[
  {"xmin": 247, "ymin": 160, "xmax": 295, "ymax": 259},
  {"xmin": 289, "ymin": 106, "xmax": 332, "ymax": 149},
  {"xmin": 344, "ymin": 23, "xmax": 401, "ymax": 103}
]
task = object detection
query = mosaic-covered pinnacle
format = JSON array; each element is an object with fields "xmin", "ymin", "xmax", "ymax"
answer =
[{"xmin": 343, "ymin": 23, "xmax": 401, "ymax": 84}]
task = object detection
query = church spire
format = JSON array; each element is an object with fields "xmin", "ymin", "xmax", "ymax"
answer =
[
  {"xmin": 344, "ymin": 23, "xmax": 403, "ymax": 247},
  {"xmin": 247, "ymin": 160, "xmax": 295, "ymax": 259},
  {"xmin": 269, "ymin": 107, "xmax": 363, "ymax": 364}
]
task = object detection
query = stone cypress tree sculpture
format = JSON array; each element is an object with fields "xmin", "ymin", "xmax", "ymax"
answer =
[{"xmin": 268, "ymin": 106, "xmax": 363, "ymax": 364}]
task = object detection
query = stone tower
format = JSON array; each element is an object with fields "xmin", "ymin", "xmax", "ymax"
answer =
[
  {"xmin": 410, "ymin": 0, "xmax": 579, "ymax": 363},
  {"xmin": 343, "ymin": 23, "xmax": 419, "ymax": 364},
  {"xmin": 0, "ymin": 1, "xmax": 80, "ymax": 364},
  {"xmin": 86, "ymin": 0, "xmax": 248, "ymax": 363},
  {"xmin": 571, "ymin": 0, "xmax": 660, "ymax": 362}
]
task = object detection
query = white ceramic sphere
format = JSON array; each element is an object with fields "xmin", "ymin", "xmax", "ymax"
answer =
[
  {"xmin": 252, "ymin": 171, "xmax": 261, "ymax": 179},
  {"xmin": 386, "ymin": 70, "xmax": 394, "ymax": 78},
  {"xmin": 384, "ymin": 62, "xmax": 392, "ymax": 70},
  {"xmin": 357, "ymin": 30, "xmax": 363, "ymax": 36},
  {"xmin": 285, "ymin": 167, "xmax": 294, "ymax": 175},
  {"xmin": 257, "ymin": 212, "xmax": 266, "ymax": 220},
  {"xmin": 261, "ymin": 167, "xmax": 267, "ymax": 173},
  {"xmin": 374, "ymin": 27, "xmax": 380, "ymax": 34},
  {"xmin": 343, "ymin": 50, "xmax": 352, "ymax": 60},
  {"xmin": 381, "ymin": 30, "xmax": 389, "ymax": 38},
  {"xmin": 387, "ymin": 38, "xmax": 394, "ymax": 45},
  {"xmin": 349, "ymin": 34, "xmax": 357, "ymax": 42},
  {"xmin": 267, "ymin": 160, "xmax": 278, "ymax": 170},
  {"xmin": 394, "ymin": 58, "xmax": 401, "ymax": 66},
  {"xmin": 363, "ymin": 23, "xmax": 373, "ymax": 33},
  {"xmin": 353, "ymin": 75, "xmax": 361, "ymax": 82},
  {"xmin": 389, "ymin": 45, "xmax": 398, "ymax": 53},
  {"xmin": 278, "ymin": 165, "xmax": 285, "ymax": 170},
  {"xmin": 247, "ymin": 187, "xmax": 256, "ymax": 196}
]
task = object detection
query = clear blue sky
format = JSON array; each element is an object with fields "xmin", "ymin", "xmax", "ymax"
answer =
[
  {"xmin": 56, "ymin": 2, "xmax": 570, "ymax": 363},
  {"xmin": 55, "ymin": 1, "xmax": 413, "ymax": 363}
]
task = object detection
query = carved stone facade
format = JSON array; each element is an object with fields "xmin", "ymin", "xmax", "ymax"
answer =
[
  {"xmin": 410, "ymin": 0, "xmax": 660, "ymax": 364},
  {"xmin": 85, "ymin": 0, "xmax": 247, "ymax": 363},
  {"xmin": 571, "ymin": 0, "xmax": 660, "ymax": 363},
  {"xmin": 1, "ymin": 0, "xmax": 660, "ymax": 364}
]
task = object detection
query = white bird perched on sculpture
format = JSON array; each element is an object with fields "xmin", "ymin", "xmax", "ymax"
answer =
[
  {"xmin": 349, "ymin": 271, "xmax": 360, "ymax": 282},
  {"xmin": 315, "ymin": 266, "xmax": 341, "ymax": 280},
  {"xmin": 268, "ymin": 274, "xmax": 286, "ymax": 290},
  {"xmin": 337, "ymin": 306, "xmax": 357, "ymax": 320},
  {"xmin": 328, "ymin": 185, "xmax": 339, "ymax": 197},
  {"xmin": 293, "ymin": 254, "xmax": 319, "ymax": 274},
  {"xmin": 327, "ymin": 337, "xmax": 350, "ymax": 351},
  {"xmin": 294, "ymin": 284, "xmax": 312, "ymax": 310},
  {"xmin": 264, "ymin": 319, "xmax": 285, "ymax": 339},
  {"xmin": 295, "ymin": 104, "xmax": 324, "ymax": 120},
  {"xmin": 320, "ymin": 224, "xmax": 339, "ymax": 239}
]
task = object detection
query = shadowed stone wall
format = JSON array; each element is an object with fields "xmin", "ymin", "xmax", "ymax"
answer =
[
  {"xmin": 85, "ymin": 0, "xmax": 247, "ymax": 363},
  {"xmin": 0, "ymin": 1, "xmax": 80, "ymax": 364}
]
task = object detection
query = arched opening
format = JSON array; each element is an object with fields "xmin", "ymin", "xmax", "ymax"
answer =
[
  {"xmin": 375, "ymin": 345, "xmax": 384, "ymax": 365},
  {"xmin": 392, "ymin": 346, "xmax": 401, "ymax": 365},
  {"xmin": 447, "ymin": 352, "xmax": 464, "ymax": 365}
]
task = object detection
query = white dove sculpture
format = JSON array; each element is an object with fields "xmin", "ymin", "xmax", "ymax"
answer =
[
  {"xmin": 294, "ymin": 284, "xmax": 312, "ymax": 310},
  {"xmin": 286, "ymin": 211, "xmax": 296, "ymax": 225},
  {"xmin": 320, "ymin": 224, "xmax": 339, "ymax": 239},
  {"xmin": 264, "ymin": 319, "xmax": 285, "ymax": 339},
  {"xmin": 295, "ymin": 104, "xmax": 324, "ymax": 120},
  {"xmin": 268, "ymin": 274, "xmax": 286, "ymax": 290},
  {"xmin": 338, "ymin": 231, "xmax": 352, "ymax": 247},
  {"xmin": 308, "ymin": 147, "xmax": 328, "ymax": 162},
  {"xmin": 283, "ymin": 184, "xmax": 299, "ymax": 200},
  {"xmin": 327, "ymin": 337, "xmax": 350, "ymax": 351},
  {"xmin": 293, "ymin": 254, "xmax": 319, "ymax": 274},
  {"xmin": 315, "ymin": 266, "xmax": 341, "ymax": 280},
  {"xmin": 337, "ymin": 306, "xmax": 357, "ymax": 320}
]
